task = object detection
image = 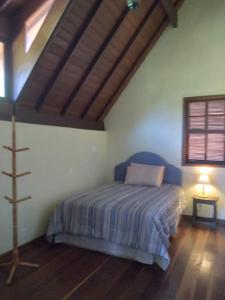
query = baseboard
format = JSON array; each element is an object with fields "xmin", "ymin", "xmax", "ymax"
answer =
[
  {"xmin": 0, "ymin": 235, "xmax": 45, "ymax": 258},
  {"xmin": 182, "ymin": 214, "xmax": 225, "ymax": 226}
]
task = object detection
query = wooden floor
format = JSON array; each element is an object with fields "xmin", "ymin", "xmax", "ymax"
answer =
[{"xmin": 0, "ymin": 220, "xmax": 225, "ymax": 300}]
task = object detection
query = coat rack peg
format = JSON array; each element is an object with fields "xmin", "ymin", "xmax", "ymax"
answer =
[
  {"xmin": 4, "ymin": 196, "xmax": 13, "ymax": 203},
  {"xmin": 0, "ymin": 109, "xmax": 39, "ymax": 285},
  {"xmin": 3, "ymin": 146, "xmax": 30, "ymax": 153},
  {"xmin": 2, "ymin": 171, "xmax": 13, "ymax": 178},
  {"xmin": 0, "ymin": 262, "xmax": 12, "ymax": 267},
  {"xmin": 16, "ymin": 171, "xmax": 31, "ymax": 178},
  {"xmin": 16, "ymin": 196, "xmax": 32, "ymax": 204},
  {"xmin": 2, "ymin": 171, "xmax": 31, "ymax": 178},
  {"xmin": 3, "ymin": 146, "xmax": 13, "ymax": 152},
  {"xmin": 16, "ymin": 147, "xmax": 30, "ymax": 152}
]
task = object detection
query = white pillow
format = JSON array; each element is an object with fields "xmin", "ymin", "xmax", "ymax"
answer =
[{"xmin": 125, "ymin": 163, "xmax": 165, "ymax": 187}]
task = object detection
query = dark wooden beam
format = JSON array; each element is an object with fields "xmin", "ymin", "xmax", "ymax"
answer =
[
  {"xmin": 97, "ymin": 0, "xmax": 184, "ymax": 121},
  {"xmin": 35, "ymin": 0, "xmax": 103, "ymax": 112},
  {"xmin": 0, "ymin": 0, "xmax": 10, "ymax": 10},
  {"xmin": 160, "ymin": 0, "xmax": 177, "ymax": 27},
  {"xmin": 61, "ymin": 7, "xmax": 129, "ymax": 116},
  {"xmin": 0, "ymin": 13, "xmax": 11, "ymax": 40},
  {"xmin": 0, "ymin": 100, "xmax": 105, "ymax": 130},
  {"xmin": 81, "ymin": 0, "xmax": 158, "ymax": 119}
]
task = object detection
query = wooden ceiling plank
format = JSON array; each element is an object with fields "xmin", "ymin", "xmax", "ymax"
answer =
[
  {"xmin": 160, "ymin": 0, "xmax": 177, "ymax": 27},
  {"xmin": 97, "ymin": 18, "xmax": 168, "ymax": 121},
  {"xmin": 35, "ymin": 0, "xmax": 103, "ymax": 112},
  {"xmin": 98, "ymin": 0, "xmax": 184, "ymax": 121},
  {"xmin": 0, "ymin": 100, "xmax": 104, "ymax": 131},
  {"xmin": 81, "ymin": 0, "xmax": 159, "ymax": 119},
  {"xmin": 61, "ymin": 7, "xmax": 129, "ymax": 116},
  {"xmin": 0, "ymin": 12, "xmax": 11, "ymax": 40},
  {"xmin": 0, "ymin": 0, "xmax": 11, "ymax": 10},
  {"xmin": 15, "ymin": 0, "xmax": 71, "ymax": 103}
]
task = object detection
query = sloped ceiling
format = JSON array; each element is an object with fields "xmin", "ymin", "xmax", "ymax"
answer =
[
  {"xmin": 0, "ymin": 0, "xmax": 27, "ymax": 14},
  {"xmin": 0, "ymin": 0, "xmax": 184, "ymax": 130}
]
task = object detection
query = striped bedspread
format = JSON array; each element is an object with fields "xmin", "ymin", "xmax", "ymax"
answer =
[{"xmin": 47, "ymin": 183, "xmax": 185, "ymax": 263}]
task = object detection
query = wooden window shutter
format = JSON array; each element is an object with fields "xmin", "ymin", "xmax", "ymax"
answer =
[{"xmin": 183, "ymin": 96, "xmax": 225, "ymax": 166}]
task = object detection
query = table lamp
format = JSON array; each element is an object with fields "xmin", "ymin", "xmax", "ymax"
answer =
[{"xmin": 198, "ymin": 174, "xmax": 210, "ymax": 197}]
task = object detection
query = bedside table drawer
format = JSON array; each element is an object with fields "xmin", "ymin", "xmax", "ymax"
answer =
[{"xmin": 192, "ymin": 196, "xmax": 218, "ymax": 228}]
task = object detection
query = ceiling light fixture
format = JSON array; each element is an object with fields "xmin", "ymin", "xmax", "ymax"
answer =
[{"xmin": 127, "ymin": 0, "xmax": 139, "ymax": 11}]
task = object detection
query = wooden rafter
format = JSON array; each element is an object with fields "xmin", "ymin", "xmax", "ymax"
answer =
[
  {"xmin": 160, "ymin": 0, "xmax": 177, "ymax": 27},
  {"xmin": 0, "ymin": 0, "xmax": 11, "ymax": 10},
  {"xmin": 61, "ymin": 6, "xmax": 129, "ymax": 116},
  {"xmin": 0, "ymin": 0, "xmax": 27, "ymax": 11},
  {"xmin": 35, "ymin": 0, "xmax": 103, "ymax": 112},
  {"xmin": 12, "ymin": 0, "xmax": 185, "ymax": 130},
  {"xmin": 81, "ymin": 0, "xmax": 158, "ymax": 119},
  {"xmin": 0, "ymin": 100, "xmax": 104, "ymax": 130},
  {"xmin": 0, "ymin": 12, "xmax": 11, "ymax": 41}
]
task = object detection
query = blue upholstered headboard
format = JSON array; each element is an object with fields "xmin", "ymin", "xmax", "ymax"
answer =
[{"xmin": 114, "ymin": 152, "xmax": 182, "ymax": 186}]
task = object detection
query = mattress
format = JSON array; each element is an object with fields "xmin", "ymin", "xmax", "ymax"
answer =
[{"xmin": 47, "ymin": 182, "xmax": 186, "ymax": 269}]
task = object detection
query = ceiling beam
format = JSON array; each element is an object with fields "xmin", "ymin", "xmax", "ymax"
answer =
[
  {"xmin": 0, "ymin": 12, "xmax": 11, "ymax": 40},
  {"xmin": 0, "ymin": 0, "xmax": 11, "ymax": 11},
  {"xmin": 81, "ymin": 0, "xmax": 158, "ymax": 119},
  {"xmin": 61, "ymin": 7, "xmax": 129, "ymax": 116},
  {"xmin": 160, "ymin": 0, "xmax": 177, "ymax": 27},
  {"xmin": 0, "ymin": 100, "xmax": 105, "ymax": 130},
  {"xmin": 35, "ymin": 0, "xmax": 103, "ymax": 112}
]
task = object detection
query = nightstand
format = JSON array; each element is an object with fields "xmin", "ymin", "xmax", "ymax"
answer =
[{"xmin": 192, "ymin": 195, "xmax": 218, "ymax": 228}]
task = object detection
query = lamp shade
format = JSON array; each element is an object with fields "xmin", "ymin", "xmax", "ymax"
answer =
[{"xmin": 198, "ymin": 174, "xmax": 210, "ymax": 184}]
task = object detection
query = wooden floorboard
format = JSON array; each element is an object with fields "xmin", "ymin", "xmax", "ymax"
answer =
[
  {"xmin": 0, "ymin": 220, "xmax": 225, "ymax": 300},
  {"xmin": 0, "ymin": 240, "xmax": 68, "ymax": 289}
]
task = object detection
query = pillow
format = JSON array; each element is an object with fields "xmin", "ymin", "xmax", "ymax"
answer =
[{"xmin": 125, "ymin": 164, "xmax": 165, "ymax": 187}]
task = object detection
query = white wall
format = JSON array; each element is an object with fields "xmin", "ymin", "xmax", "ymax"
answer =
[
  {"xmin": 0, "ymin": 122, "xmax": 107, "ymax": 254},
  {"xmin": 105, "ymin": 0, "xmax": 225, "ymax": 219}
]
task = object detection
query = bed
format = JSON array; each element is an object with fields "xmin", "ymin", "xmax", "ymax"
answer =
[{"xmin": 47, "ymin": 152, "xmax": 186, "ymax": 270}]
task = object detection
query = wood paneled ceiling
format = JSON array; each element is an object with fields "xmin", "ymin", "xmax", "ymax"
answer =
[
  {"xmin": 0, "ymin": 0, "xmax": 27, "ymax": 14},
  {"xmin": 1, "ymin": 0, "xmax": 184, "ymax": 130}
]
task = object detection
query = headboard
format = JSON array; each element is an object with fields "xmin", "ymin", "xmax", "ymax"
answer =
[{"xmin": 114, "ymin": 152, "xmax": 182, "ymax": 186}]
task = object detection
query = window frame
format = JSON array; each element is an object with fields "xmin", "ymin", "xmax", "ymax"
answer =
[
  {"xmin": 24, "ymin": 0, "xmax": 55, "ymax": 53},
  {"xmin": 183, "ymin": 95, "xmax": 225, "ymax": 167}
]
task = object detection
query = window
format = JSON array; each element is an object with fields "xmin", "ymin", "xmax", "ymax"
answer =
[
  {"xmin": 183, "ymin": 96, "xmax": 225, "ymax": 166},
  {"xmin": 25, "ymin": 0, "xmax": 55, "ymax": 53},
  {"xmin": 0, "ymin": 41, "xmax": 5, "ymax": 97}
]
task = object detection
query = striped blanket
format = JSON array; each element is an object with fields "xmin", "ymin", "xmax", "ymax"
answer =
[{"xmin": 47, "ymin": 183, "xmax": 185, "ymax": 264}]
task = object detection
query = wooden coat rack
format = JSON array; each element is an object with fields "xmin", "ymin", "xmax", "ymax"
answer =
[{"xmin": 0, "ymin": 109, "xmax": 39, "ymax": 285}]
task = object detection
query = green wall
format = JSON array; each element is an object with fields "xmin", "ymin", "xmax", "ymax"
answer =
[
  {"xmin": 0, "ymin": 122, "xmax": 107, "ymax": 254},
  {"xmin": 106, "ymin": 0, "xmax": 225, "ymax": 219}
]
